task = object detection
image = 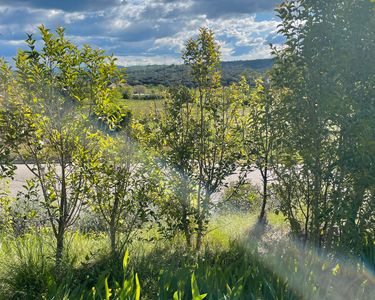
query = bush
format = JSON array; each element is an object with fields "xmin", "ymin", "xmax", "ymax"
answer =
[
  {"xmin": 218, "ymin": 182, "xmax": 261, "ymax": 213},
  {"xmin": 121, "ymin": 86, "xmax": 134, "ymax": 100},
  {"xmin": 131, "ymin": 94, "xmax": 164, "ymax": 100}
]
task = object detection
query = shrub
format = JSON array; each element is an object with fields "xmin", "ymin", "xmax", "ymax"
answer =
[{"xmin": 218, "ymin": 182, "xmax": 261, "ymax": 213}]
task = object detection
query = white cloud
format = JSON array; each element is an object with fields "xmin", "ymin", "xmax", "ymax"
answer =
[
  {"xmin": 0, "ymin": 0, "xmax": 282, "ymax": 65},
  {"xmin": 5, "ymin": 40, "xmax": 24, "ymax": 46},
  {"xmin": 150, "ymin": 16, "xmax": 279, "ymax": 62},
  {"xmin": 64, "ymin": 12, "xmax": 86, "ymax": 24},
  {"xmin": 116, "ymin": 55, "xmax": 181, "ymax": 66}
]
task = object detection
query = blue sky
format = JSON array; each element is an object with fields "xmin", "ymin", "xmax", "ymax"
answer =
[{"xmin": 0, "ymin": 0, "xmax": 282, "ymax": 66}]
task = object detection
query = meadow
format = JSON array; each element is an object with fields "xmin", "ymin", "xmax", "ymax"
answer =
[{"xmin": 125, "ymin": 100, "xmax": 164, "ymax": 117}]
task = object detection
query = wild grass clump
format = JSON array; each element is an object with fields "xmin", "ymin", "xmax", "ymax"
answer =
[
  {"xmin": 0, "ymin": 231, "xmax": 108, "ymax": 300},
  {"xmin": 0, "ymin": 234, "xmax": 53, "ymax": 299}
]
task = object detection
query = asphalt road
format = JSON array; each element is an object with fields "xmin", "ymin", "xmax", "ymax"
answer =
[
  {"xmin": 2, "ymin": 164, "xmax": 262, "ymax": 198},
  {"xmin": 1, "ymin": 164, "xmax": 35, "ymax": 197}
]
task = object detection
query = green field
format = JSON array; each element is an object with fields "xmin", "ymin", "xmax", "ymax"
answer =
[{"xmin": 125, "ymin": 99, "xmax": 165, "ymax": 117}]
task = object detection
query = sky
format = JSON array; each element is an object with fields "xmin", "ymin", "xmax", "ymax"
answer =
[{"xmin": 0, "ymin": 0, "xmax": 283, "ymax": 66}]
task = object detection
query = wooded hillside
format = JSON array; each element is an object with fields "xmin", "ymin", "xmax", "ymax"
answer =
[{"xmin": 123, "ymin": 59, "xmax": 274, "ymax": 86}]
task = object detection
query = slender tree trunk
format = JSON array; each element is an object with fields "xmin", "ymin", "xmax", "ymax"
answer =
[
  {"xmin": 184, "ymin": 224, "xmax": 192, "ymax": 249},
  {"xmin": 258, "ymin": 162, "xmax": 268, "ymax": 224},
  {"xmin": 258, "ymin": 92, "xmax": 271, "ymax": 225},
  {"xmin": 109, "ymin": 195, "xmax": 120, "ymax": 259},
  {"xmin": 196, "ymin": 193, "xmax": 209, "ymax": 251},
  {"xmin": 195, "ymin": 194, "xmax": 204, "ymax": 251},
  {"xmin": 196, "ymin": 193, "xmax": 203, "ymax": 251},
  {"xmin": 56, "ymin": 161, "xmax": 67, "ymax": 267},
  {"xmin": 182, "ymin": 204, "xmax": 192, "ymax": 248},
  {"xmin": 326, "ymin": 169, "xmax": 344, "ymax": 250},
  {"xmin": 196, "ymin": 225, "xmax": 203, "ymax": 251},
  {"xmin": 342, "ymin": 181, "xmax": 365, "ymax": 252},
  {"xmin": 304, "ymin": 188, "xmax": 310, "ymax": 246},
  {"xmin": 56, "ymin": 226, "xmax": 65, "ymax": 267},
  {"xmin": 196, "ymin": 88, "xmax": 205, "ymax": 251},
  {"xmin": 312, "ymin": 175, "xmax": 320, "ymax": 247},
  {"xmin": 109, "ymin": 226, "xmax": 117, "ymax": 259}
]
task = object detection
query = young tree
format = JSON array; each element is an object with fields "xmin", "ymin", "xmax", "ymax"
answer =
[
  {"xmin": 6, "ymin": 26, "xmax": 125, "ymax": 266},
  {"xmin": 136, "ymin": 85, "xmax": 199, "ymax": 248},
  {"xmin": 240, "ymin": 77, "xmax": 278, "ymax": 224},
  {"xmin": 138, "ymin": 28, "xmax": 243, "ymax": 250},
  {"xmin": 271, "ymin": 0, "xmax": 375, "ymax": 251},
  {"xmin": 87, "ymin": 135, "xmax": 162, "ymax": 259},
  {"xmin": 184, "ymin": 28, "xmax": 245, "ymax": 249}
]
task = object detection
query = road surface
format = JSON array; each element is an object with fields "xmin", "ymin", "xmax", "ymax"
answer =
[{"xmin": 1, "ymin": 164, "xmax": 262, "ymax": 198}]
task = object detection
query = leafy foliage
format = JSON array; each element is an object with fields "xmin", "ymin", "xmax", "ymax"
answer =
[
  {"xmin": 271, "ymin": 0, "xmax": 375, "ymax": 251},
  {"xmin": 135, "ymin": 28, "xmax": 245, "ymax": 249},
  {"xmin": 86, "ymin": 135, "xmax": 162, "ymax": 258},
  {"xmin": 0, "ymin": 26, "xmax": 128, "ymax": 265}
]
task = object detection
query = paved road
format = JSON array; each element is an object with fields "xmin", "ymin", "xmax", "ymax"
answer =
[
  {"xmin": 2, "ymin": 164, "xmax": 262, "ymax": 198},
  {"xmin": 1, "ymin": 164, "xmax": 35, "ymax": 197}
]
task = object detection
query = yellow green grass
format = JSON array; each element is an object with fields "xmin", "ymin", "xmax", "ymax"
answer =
[
  {"xmin": 124, "ymin": 99, "xmax": 165, "ymax": 117},
  {"xmin": 206, "ymin": 212, "xmax": 288, "ymax": 248}
]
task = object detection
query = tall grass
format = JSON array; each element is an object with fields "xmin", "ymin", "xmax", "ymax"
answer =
[{"xmin": 0, "ymin": 213, "xmax": 373, "ymax": 299}]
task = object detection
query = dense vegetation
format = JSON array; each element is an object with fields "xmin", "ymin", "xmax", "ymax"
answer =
[{"xmin": 0, "ymin": 1, "xmax": 374, "ymax": 299}]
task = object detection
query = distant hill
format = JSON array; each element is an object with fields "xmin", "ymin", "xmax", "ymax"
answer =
[{"xmin": 122, "ymin": 58, "xmax": 274, "ymax": 87}]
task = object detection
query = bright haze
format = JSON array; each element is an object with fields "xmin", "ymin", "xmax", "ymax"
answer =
[{"xmin": 0, "ymin": 0, "xmax": 283, "ymax": 66}]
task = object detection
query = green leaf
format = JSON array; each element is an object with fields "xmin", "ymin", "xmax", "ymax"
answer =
[
  {"xmin": 104, "ymin": 277, "xmax": 112, "ymax": 300},
  {"xmin": 135, "ymin": 273, "xmax": 141, "ymax": 300},
  {"xmin": 123, "ymin": 248, "xmax": 129, "ymax": 271},
  {"xmin": 191, "ymin": 273, "xmax": 207, "ymax": 300},
  {"xmin": 173, "ymin": 291, "xmax": 181, "ymax": 300}
]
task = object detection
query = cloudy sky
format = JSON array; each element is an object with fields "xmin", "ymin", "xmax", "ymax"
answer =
[{"xmin": 0, "ymin": 0, "xmax": 283, "ymax": 66}]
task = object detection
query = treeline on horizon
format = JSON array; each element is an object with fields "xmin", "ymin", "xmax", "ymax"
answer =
[{"xmin": 122, "ymin": 59, "xmax": 274, "ymax": 87}]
